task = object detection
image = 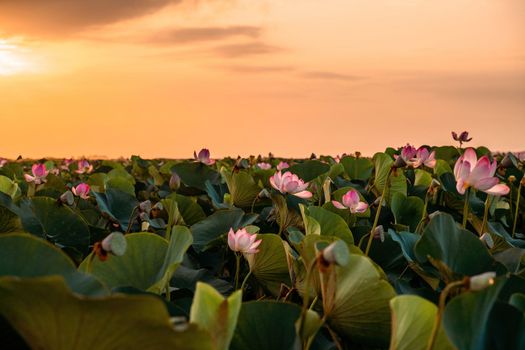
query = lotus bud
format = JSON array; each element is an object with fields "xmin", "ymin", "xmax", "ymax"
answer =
[
  {"xmin": 480, "ymin": 232, "xmax": 494, "ymax": 249},
  {"xmin": 60, "ymin": 191, "xmax": 75, "ymax": 206},
  {"xmin": 373, "ymin": 225, "xmax": 385, "ymax": 242},
  {"xmin": 101, "ymin": 232, "xmax": 127, "ymax": 257},
  {"xmin": 321, "ymin": 240, "xmax": 350, "ymax": 267},
  {"xmin": 392, "ymin": 155, "xmax": 407, "ymax": 168},
  {"xmin": 500, "ymin": 153, "xmax": 514, "ymax": 168},
  {"xmin": 169, "ymin": 172, "xmax": 181, "ymax": 190},
  {"xmin": 468, "ymin": 272, "xmax": 496, "ymax": 291},
  {"xmin": 139, "ymin": 200, "xmax": 152, "ymax": 214},
  {"xmin": 258, "ymin": 188, "xmax": 271, "ymax": 199}
]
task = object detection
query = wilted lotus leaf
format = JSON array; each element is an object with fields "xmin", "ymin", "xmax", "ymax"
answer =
[
  {"xmin": 79, "ymin": 227, "xmax": 192, "ymax": 293},
  {"xmin": 0, "ymin": 276, "xmax": 213, "ymax": 350},
  {"xmin": 244, "ymin": 233, "xmax": 291, "ymax": 296},
  {"xmin": 189, "ymin": 282, "xmax": 242, "ymax": 350},
  {"xmin": 0, "ymin": 233, "xmax": 107, "ymax": 296},
  {"xmin": 389, "ymin": 295, "xmax": 454, "ymax": 350}
]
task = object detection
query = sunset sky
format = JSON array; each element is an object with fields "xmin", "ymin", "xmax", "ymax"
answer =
[{"xmin": 0, "ymin": 0, "xmax": 524, "ymax": 159}]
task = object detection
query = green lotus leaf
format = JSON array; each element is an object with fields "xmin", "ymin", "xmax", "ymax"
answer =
[
  {"xmin": 302, "ymin": 206, "xmax": 354, "ymax": 245},
  {"xmin": 221, "ymin": 168, "xmax": 261, "ymax": 208},
  {"xmin": 373, "ymin": 153, "xmax": 407, "ymax": 203},
  {"xmin": 190, "ymin": 208, "xmax": 257, "ymax": 252},
  {"xmin": 230, "ymin": 301, "xmax": 302, "ymax": 350},
  {"xmin": 0, "ymin": 276, "xmax": 212, "ymax": 350},
  {"xmin": 285, "ymin": 160, "xmax": 330, "ymax": 182},
  {"xmin": 190, "ymin": 282, "xmax": 242, "ymax": 350},
  {"xmin": 391, "ymin": 193, "xmax": 425, "ymax": 232},
  {"xmin": 442, "ymin": 278, "xmax": 523, "ymax": 350},
  {"xmin": 166, "ymin": 193, "xmax": 206, "ymax": 226},
  {"xmin": 18, "ymin": 196, "xmax": 91, "ymax": 251},
  {"xmin": 244, "ymin": 234, "xmax": 291, "ymax": 296},
  {"xmin": 171, "ymin": 162, "xmax": 220, "ymax": 191},
  {"xmin": 389, "ymin": 295, "xmax": 454, "ymax": 350},
  {"xmin": 340, "ymin": 156, "xmax": 374, "ymax": 181},
  {"xmin": 79, "ymin": 228, "xmax": 192, "ymax": 293},
  {"xmin": 327, "ymin": 253, "xmax": 396, "ymax": 347},
  {"xmin": 0, "ymin": 233, "xmax": 107, "ymax": 296},
  {"xmin": 414, "ymin": 213, "xmax": 502, "ymax": 277}
]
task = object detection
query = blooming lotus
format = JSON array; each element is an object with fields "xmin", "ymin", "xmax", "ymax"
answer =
[
  {"xmin": 454, "ymin": 148, "xmax": 510, "ymax": 195},
  {"xmin": 76, "ymin": 159, "xmax": 93, "ymax": 174},
  {"xmin": 276, "ymin": 161, "xmax": 289, "ymax": 171},
  {"xmin": 24, "ymin": 164, "xmax": 49, "ymax": 184},
  {"xmin": 411, "ymin": 147, "xmax": 436, "ymax": 168},
  {"xmin": 452, "ymin": 131, "xmax": 472, "ymax": 144},
  {"xmin": 332, "ymin": 189, "xmax": 368, "ymax": 213},
  {"xmin": 227, "ymin": 228, "xmax": 262, "ymax": 254},
  {"xmin": 72, "ymin": 183, "xmax": 90, "ymax": 199},
  {"xmin": 194, "ymin": 148, "xmax": 215, "ymax": 165},
  {"xmin": 257, "ymin": 162, "xmax": 272, "ymax": 170},
  {"xmin": 270, "ymin": 171, "xmax": 312, "ymax": 198}
]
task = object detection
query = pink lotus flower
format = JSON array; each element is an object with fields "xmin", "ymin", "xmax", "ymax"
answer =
[
  {"xmin": 411, "ymin": 147, "xmax": 437, "ymax": 168},
  {"xmin": 61, "ymin": 158, "xmax": 74, "ymax": 171},
  {"xmin": 454, "ymin": 148, "xmax": 510, "ymax": 196},
  {"xmin": 269, "ymin": 171, "xmax": 312, "ymax": 198},
  {"xmin": 75, "ymin": 159, "xmax": 93, "ymax": 174},
  {"xmin": 452, "ymin": 131, "xmax": 472, "ymax": 144},
  {"xmin": 0, "ymin": 158, "xmax": 7, "ymax": 168},
  {"xmin": 227, "ymin": 228, "xmax": 262, "ymax": 254},
  {"xmin": 257, "ymin": 162, "xmax": 272, "ymax": 170},
  {"xmin": 24, "ymin": 164, "xmax": 49, "ymax": 184},
  {"xmin": 332, "ymin": 189, "xmax": 368, "ymax": 213},
  {"xmin": 194, "ymin": 148, "xmax": 215, "ymax": 165},
  {"xmin": 72, "ymin": 183, "xmax": 90, "ymax": 199},
  {"xmin": 276, "ymin": 161, "xmax": 289, "ymax": 171}
]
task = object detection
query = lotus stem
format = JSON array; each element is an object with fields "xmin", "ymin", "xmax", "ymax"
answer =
[
  {"xmin": 512, "ymin": 181, "xmax": 522, "ymax": 238},
  {"xmin": 416, "ymin": 189, "xmax": 431, "ymax": 234},
  {"xmin": 240, "ymin": 270, "xmax": 252, "ymax": 291},
  {"xmin": 480, "ymin": 195, "xmax": 492, "ymax": 237},
  {"xmin": 427, "ymin": 280, "xmax": 465, "ymax": 350},
  {"xmin": 85, "ymin": 253, "xmax": 95, "ymax": 274},
  {"xmin": 234, "ymin": 254, "xmax": 241, "ymax": 290},
  {"xmin": 462, "ymin": 188, "xmax": 470, "ymax": 229},
  {"xmin": 365, "ymin": 168, "xmax": 391, "ymax": 256},
  {"xmin": 298, "ymin": 259, "xmax": 318, "ymax": 343},
  {"xmin": 165, "ymin": 280, "xmax": 171, "ymax": 301}
]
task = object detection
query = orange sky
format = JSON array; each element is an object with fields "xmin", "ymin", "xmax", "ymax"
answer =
[{"xmin": 0, "ymin": 0, "xmax": 524, "ymax": 159}]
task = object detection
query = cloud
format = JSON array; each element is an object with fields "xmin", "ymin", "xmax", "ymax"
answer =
[
  {"xmin": 144, "ymin": 26, "xmax": 261, "ymax": 44},
  {"xmin": 301, "ymin": 71, "xmax": 363, "ymax": 82},
  {"xmin": 217, "ymin": 64, "xmax": 294, "ymax": 73},
  {"xmin": 0, "ymin": 0, "xmax": 181, "ymax": 36},
  {"xmin": 213, "ymin": 42, "xmax": 282, "ymax": 57}
]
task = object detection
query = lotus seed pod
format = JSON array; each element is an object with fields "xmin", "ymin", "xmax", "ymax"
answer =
[
  {"xmin": 500, "ymin": 153, "xmax": 513, "ymax": 168},
  {"xmin": 101, "ymin": 232, "xmax": 127, "ymax": 256},
  {"xmin": 469, "ymin": 272, "xmax": 496, "ymax": 291},
  {"xmin": 508, "ymin": 175, "xmax": 516, "ymax": 183},
  {"xmin": 141, "ymin": 221, "xmax": 150, "ymax": 231}
]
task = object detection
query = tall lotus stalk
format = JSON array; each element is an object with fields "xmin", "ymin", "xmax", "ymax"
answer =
[
  {"xmin": 365, "ymin": 168, "xmax": 392, "ymax": 256},
  {"xmin": 512, "ymin": 176, "xmax": 524, "ymax": 237}
]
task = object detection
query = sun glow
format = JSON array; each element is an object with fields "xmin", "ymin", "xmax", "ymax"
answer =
[{"xmin": 0, "ymin": 39, "xmax": 35, "ymax": 75}]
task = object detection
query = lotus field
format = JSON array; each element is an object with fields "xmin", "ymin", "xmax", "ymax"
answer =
[{"xmin": 1, "ymin": 137, "xmax": 525, "ymax": 350}]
